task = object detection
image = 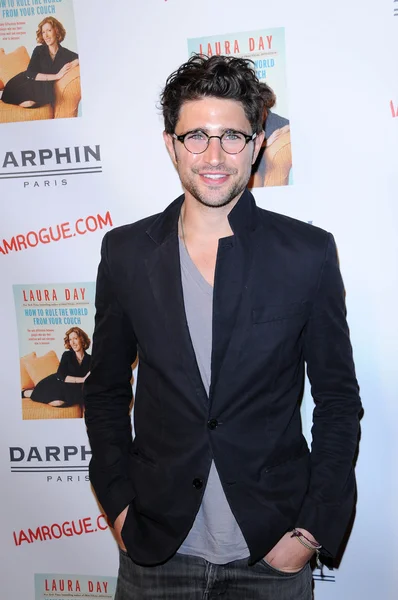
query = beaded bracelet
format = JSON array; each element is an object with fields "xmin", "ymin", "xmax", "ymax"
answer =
[
  {"xmin": 290, "ymin": 528, "xmax": 322, "ymax": 549},
  {"xmin": 291, "ymin": 529, "xmax": 322, "ymax": 570}
]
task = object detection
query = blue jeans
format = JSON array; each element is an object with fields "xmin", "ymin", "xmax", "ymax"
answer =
[{"xmin": 115, "ymin": 549, "xmax": 313, "ymax": 599}]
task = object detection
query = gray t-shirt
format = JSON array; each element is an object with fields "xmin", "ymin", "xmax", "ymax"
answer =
[{"xmin": 177, "ymin": 237, "xmax": 249, "ymax": 564}]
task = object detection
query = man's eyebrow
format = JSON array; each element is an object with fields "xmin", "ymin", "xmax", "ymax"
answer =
[{"xmin": 180, "ymin": 127, "xmax": 242, "ymax": 134}]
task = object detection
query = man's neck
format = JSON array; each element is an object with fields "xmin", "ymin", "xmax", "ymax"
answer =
[{"xmin": 181, "ymin": 192, "xmax": 243, "ymax": 241}]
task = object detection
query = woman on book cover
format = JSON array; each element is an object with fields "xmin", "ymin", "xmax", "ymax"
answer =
[
  {"xmin": 2, "ymin": 16, "xmax": 79, "ymax": 108},
  {"xmin": 26, "ymin": 327, "xmax": 91, "ymax": 408}
]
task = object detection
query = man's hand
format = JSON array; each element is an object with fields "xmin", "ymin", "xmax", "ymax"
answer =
[
  {"xmin": 114, "ymin": 506, "xmax": 129, "ymax": 552},
  {"xmin": 264, "ymin": 530, "xmax": 315, "ymax": 573}
]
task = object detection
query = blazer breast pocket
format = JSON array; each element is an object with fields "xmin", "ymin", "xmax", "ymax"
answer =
[{"xmin": 252, "ymin": 302, "xmax": 306, "ymax": 324}]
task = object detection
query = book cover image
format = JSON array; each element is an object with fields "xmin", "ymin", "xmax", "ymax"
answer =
[
  {"xmin": 188, "ymin": 28, "xmax": 293, "ymax": 188},
  {"xmin": 13, "ymin": 282, "xmax": 95, "ymax": 420},
  {"xmin": 35, "ymin": 574, "xmax": 117, "ymax": 600},
  {"xmin": 0, "ymin": 0, "xmax": 81, "ymax": 124}
]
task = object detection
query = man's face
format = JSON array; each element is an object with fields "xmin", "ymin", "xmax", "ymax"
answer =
[{"xmin": 164, "ymin": 97, "xmax": 264, "ymax": 209}]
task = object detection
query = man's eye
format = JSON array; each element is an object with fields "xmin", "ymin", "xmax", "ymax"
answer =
[
  {"xmin": 224, "ymin": 132, "xmax": 241, "ymax": 140},
  {"xmin": 187, "ymin": 132, "xmax": 206, "ymax": 141}
]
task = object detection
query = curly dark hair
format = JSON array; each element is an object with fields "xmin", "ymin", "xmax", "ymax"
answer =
[
  {"xmin": 37, "ymin": 17, "xmax": 66, "ymax": 45},
  {"xmin": 64, "ymin": 327, "xmax": 91, "ymax": 351},
  {"xmin": 160, "ymin": 54, "xmax": 276, "ymax": 135}
]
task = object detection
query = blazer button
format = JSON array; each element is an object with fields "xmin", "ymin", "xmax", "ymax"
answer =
[
  {"xmin": 207, "ymin": 419, "xmax": 218, "ymax": 430},
  {"xmin": 192, "ymin": 478, "xmax": 203, "ymax": 489}
]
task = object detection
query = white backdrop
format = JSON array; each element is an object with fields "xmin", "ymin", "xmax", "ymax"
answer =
[{"xmin": 1, "ymin": 0, "xmax": 397, "ymax": 598}]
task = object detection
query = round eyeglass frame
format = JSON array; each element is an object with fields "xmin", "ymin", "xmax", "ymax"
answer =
[{"xmin": 172, "ymin": 130, "xmax": 257, "ymax": 155}]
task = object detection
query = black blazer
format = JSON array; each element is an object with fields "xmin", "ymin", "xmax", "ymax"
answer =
[{"xmin": 84, "ymin": 190, "xmax": 361, "ymax": 566}]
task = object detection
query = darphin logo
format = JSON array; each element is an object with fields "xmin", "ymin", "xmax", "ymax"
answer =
[
  {"xmin": 0, "ymin": 145, "xmax": 102, "ymax": 186},
  {"xmin": 9, "ymin": 445, "xmax": 91, "ymax": 482}
]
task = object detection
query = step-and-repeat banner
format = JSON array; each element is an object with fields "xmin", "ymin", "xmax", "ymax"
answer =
[{"xmin": 1, "ymin": 0, "xmax": 397, "ymax": 598}]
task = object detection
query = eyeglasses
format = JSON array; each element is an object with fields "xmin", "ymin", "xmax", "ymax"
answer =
[{"xmin": 172, "ymin": 129, "xmax": 257, "ymax": 155}]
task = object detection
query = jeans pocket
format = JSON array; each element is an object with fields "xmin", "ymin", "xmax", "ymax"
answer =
[{"xmin": 260, "ymin": 559, "xmax": 308, "ymax": 577}]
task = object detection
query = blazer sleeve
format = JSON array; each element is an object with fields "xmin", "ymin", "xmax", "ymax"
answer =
[
  {"xmin": 84, "ymin": 232, "xmax": 138, "ymax": 525},
  {"xmin": 297, "ymin": 233, "xmax": 362, "ymax": 557}
]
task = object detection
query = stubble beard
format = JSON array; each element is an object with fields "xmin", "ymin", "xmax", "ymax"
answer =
[{"xmin": 180, "ymin": 166, "xmax": 251, "ymax": 209}]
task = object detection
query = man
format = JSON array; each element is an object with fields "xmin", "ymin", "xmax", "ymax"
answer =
[{"xmin": 84, "ymin": 55, "xmax": 361, "ymax": 599}]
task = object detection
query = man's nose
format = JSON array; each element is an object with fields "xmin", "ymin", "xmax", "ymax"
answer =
[{"xmin": 204, "ymin": 136, "xmax": 225, "ymax": 165}]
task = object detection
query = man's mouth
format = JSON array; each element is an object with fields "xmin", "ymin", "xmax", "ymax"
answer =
[
  {"xmin": 202, "ymin": 174, "xmax": 228, "ymax": 180},
  {"xmin": 199, "ymin": 173, "xmax": 232, "ymax": 185}
]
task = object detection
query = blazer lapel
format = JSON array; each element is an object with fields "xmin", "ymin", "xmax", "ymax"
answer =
[
  {"xmin": 210, "ymin": 191, "xmax": 261, "ymax": 400},
  {"xmin": 145, "ymin": 199, "xmax": 208, "ymax": 404},
  {"xmin": 210, "ymin": 230, "xmax": 256, "ymax": 400}
]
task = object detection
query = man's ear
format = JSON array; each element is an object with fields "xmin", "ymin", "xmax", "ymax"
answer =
[
  {"xmin": 252, "ymin": 130, "xmax": 265, "ymax": 165},
  {"xmin": 163, "ymin": 131, "xmax": 178, "ymax": 166}
]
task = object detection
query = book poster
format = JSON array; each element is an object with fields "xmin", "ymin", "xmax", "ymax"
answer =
[
  {"xmin": 0, "ymin": 0, "xmax": 81, "ymax": 123},
  {"xmin": 35, "ymin": 574, "xmax": 117, "ymax": 600},
  {"xmin": 188, "ymin": 28, "xmax": 293, "ymax": 188},
  {"xmin": 13, "ymin": 282, "xmax": 95, "ymax": 420}
]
